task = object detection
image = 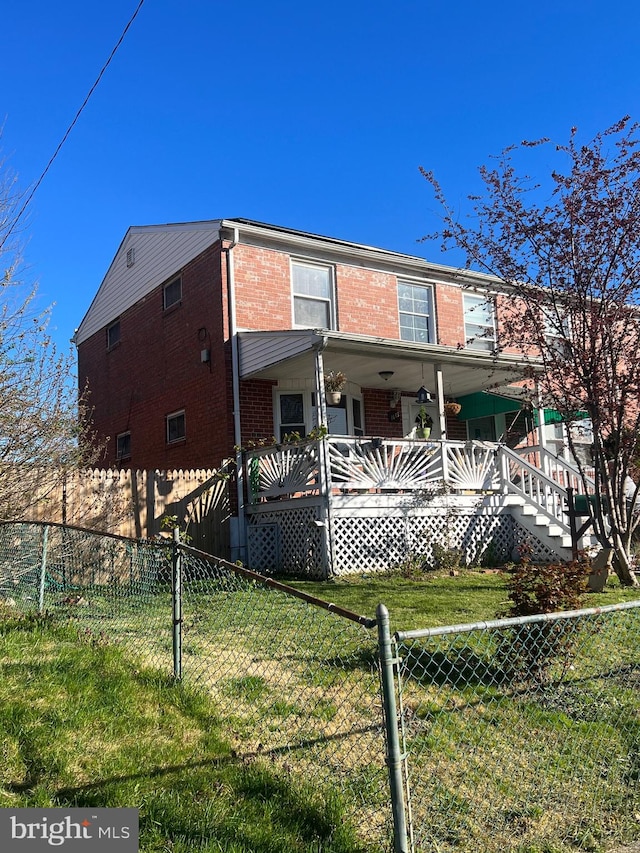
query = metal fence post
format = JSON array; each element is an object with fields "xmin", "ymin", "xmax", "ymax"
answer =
[
  {"xmin": 377, "ymin": 603, "xmax": 410, "ymax": 853},
  {"xmin": 38, "ymin": 524, "xmax": 49, "ymax": 612},
  {"xmin": 172, "ymin": 527, "xmax": 183, "ymax": 680}
]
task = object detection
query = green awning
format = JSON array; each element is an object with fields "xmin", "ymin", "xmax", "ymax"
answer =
[{"xmin": 456, "ymin": 392, "xmax": 522, "ymax": 421}]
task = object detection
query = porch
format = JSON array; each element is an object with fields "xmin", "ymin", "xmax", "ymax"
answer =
[{"xmin": 242, "ymin": 436, "xmax": 595, "ymax": 578}]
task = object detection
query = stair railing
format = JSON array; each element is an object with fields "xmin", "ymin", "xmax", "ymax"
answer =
[{"xmin": 498, "ymin": 445, "xmax": 576, "ymax": 528}]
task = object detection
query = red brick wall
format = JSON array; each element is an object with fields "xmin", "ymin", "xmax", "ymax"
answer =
[
  {"xmin": 435, "ymin": 284, "xmax": 465, "ymax": 347},
  {"xmin": 233, "ymin": 245, "xmax": 292, "ymax": 330},
  {"xmin": 335, "ymin": 266, "xmax": 399, "ymax": 337},
  {"xmin": 445, "ymin": 415, "xmax": 468, "ymax": 441},
  {"xmin": 78, "ymin": 243, "xmax": 234, "ymax": 470},
  {"xmin": 239, "ymin": 379, "xmax": 278, "ymax": 444},
  {"xmin": 362, "ymin": 388, "xmax": 405, "ymax": 437}
]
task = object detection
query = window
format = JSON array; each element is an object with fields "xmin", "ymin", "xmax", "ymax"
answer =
[
  {"xmin": 166, "ymin": 410, "xmax": 186, "ymax": 443},
  {"xmin": 467, "ymin": 416, "xmax": 496, "ymax": 441},
  {"xmin": 116, "ymin": 431, "xmax": 131, "ymax": 460},
  {"xmin": 352, "ymin": 398, "xmax": 364, "ymax": 436},
  {"xmin": 107, "ymin": 320, "xmax": 120, "ymax": 349},
  {"xmin": 163, "ymin": 276, "xmax": 182, "ymax": 310},
  {"xmin": 463, "ymin": 293, "xmax": 496, "ymax": 351},
  {"xmin": 291, "ymin": 261, "xmax": 334, "ymax": 328},
  {"xmin": 398, "ymin": 281, "xmax": 434, "ymax": 343},
  {"xmin": 278, "ymin": 394, "xmax": 306, "ymax": 441},
  {"xmin": 542, "ymin": 308, "xmax": 571, "ymax": 358}
]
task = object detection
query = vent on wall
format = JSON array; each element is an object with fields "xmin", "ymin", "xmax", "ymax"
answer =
[{"xmin": 126, "ymin": 247, "xmax": 135, "ymax": 268}]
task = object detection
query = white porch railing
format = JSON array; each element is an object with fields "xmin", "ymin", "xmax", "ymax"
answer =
[
  {"xmin": 246, "ymin": 437, "xmax": 504, "ymax": 500},
  {"xmin": 245, "ymin": 437, "xmax": 594, "ymax": 519}
]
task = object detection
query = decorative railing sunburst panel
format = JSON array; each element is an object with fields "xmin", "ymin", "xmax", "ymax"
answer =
[
  {"xmin": 248, "ymin": 444, "xmax": 319, "ymax": 500},
  {"xmin": 445, "ymin": 444, "xmax": 500, "ymax": 491},
  {"xmin": 329, "ymin": 440, "xmax": 443, "ymax": 491}
]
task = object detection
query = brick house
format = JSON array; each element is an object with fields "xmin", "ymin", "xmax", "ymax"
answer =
[{"xmin": 75, "ymin": 219, "xmax": 594, "ymax": 576}]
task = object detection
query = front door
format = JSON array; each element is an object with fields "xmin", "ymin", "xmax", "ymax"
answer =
[{"xmin": 402, "ymin": 400, "xmax": 440, "ymax": 439}]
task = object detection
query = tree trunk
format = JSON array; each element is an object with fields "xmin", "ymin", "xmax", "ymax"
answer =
[{"xmin": 610, "ymin": 534, "xmax": 639, "ymax": 586}]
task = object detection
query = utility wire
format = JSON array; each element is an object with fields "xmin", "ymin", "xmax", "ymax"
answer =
[{"xmin": 0, "ymin": 0, "xmax": 146, "ymax": 252}]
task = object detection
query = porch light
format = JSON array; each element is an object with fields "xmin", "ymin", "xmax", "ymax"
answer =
[
  {"xmin": 379, "ymin": 370, "xmax": 394, "ymax": 381},
  {"xmin": 415, "ymin": 386, "xmax": 432, "ymax": 404}
]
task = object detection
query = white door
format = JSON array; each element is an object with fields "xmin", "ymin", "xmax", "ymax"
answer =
[{"xmin": 401, "ymin": 399, "xmax": 440, "ymax": 439}]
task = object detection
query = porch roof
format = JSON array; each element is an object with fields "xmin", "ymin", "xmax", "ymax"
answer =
[{"xmin": 237, "ymin": 329, "xmax": 540, "ymax": 398}]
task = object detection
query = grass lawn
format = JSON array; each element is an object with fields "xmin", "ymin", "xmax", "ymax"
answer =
[
  {"xmin": 0, "ymin": 611, "xmax": 369, "ymax": 853},
  {"xmin": 289, "ymin": 568, "xmax": 640, "ymax": 633},
  {"xmin": 2, "ymin": 565, "xmax": 640, "ymax": 853}
]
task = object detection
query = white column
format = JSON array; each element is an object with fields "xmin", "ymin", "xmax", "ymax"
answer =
[{"xmin": 434, "ymin": 363, "xmax": 446, "ymax": 440}]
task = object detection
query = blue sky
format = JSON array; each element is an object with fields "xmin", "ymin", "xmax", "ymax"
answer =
[{"xmin": 3, "ymin": 0, "xmax": 640, "ymax": 356}]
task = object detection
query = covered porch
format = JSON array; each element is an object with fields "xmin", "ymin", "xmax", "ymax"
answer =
[
  {"xmin": 233, "ymin": 330, "xmax": 593, "ymax": 577},
  {"xmin": 236, "ymin": 328, "xmax": 538, "ymax": 446}
]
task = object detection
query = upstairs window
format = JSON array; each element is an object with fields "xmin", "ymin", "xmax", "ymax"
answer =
[
  {"xmin": 166, "ymin": 410, "xmax": 186, "ymax": 444},
  {"xmin": 107, "ymin": 320, "xmax": 121, "ymax": 349},
  {"xmin": 543, "ymin": 307, "xmax": 571, "ymax": 358},
  {"xmin": 291, "ymin": 261, "xmax": 334, "ymax": 328},
  {"xmin": 116, "ymin": 431, "xmax": 131, "ymax": 460},
  {"xmin": 398, "ymin": 281, "xmax": 434, "ymax": 343},
  {"xmin": 463, "ymin": 293, "xmax": 496, "ymax": 351},
  {"xmin": 163, "ymin": 276, "xmax": 182, "ymax": 310}
]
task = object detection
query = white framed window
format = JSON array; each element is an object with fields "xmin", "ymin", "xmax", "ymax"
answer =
[
  {"xmin": 166, "ymin": 410, "xmax": 186, "ymax": 444},
  {"xmin": 542, "ymin": 307, "xmax": 571, "ymax": 358},
  {"xmin": 277, "ymin": 393, "xmax": 307, "ymax": 441},
  {"xmin": 463, "ymin": 293, "xmax": 496, "ymax": 351},
  {"xmin": 398, "ymin": 281, "xmax": 434, "ymax": 343},
  {"xmin": 116, "ymin": 431, "xmax": 131, "ymax": 460},
  {"xmin": 291, "ymin": 261, "xmax": 335, "ymax": 328},
  {"xmin": 163, "ymin": 276, "xmax": 182, "ymax": 310},
  {"xmin": 107, "ymin": 319, "xmax": 120, "ymax": 349},
  {"xmin": 275, "ymin": 387, "xmax": 364, "ymax": 439}
]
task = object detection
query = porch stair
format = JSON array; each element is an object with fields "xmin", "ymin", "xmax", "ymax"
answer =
[{"xmin": 500, "ymin": 493, "xmax": 597, "ymax": 562}]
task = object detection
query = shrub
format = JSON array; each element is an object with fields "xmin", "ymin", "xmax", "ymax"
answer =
[{"xmin": 497, "ymin": 556, "xmax": 590, "ymax": 683}]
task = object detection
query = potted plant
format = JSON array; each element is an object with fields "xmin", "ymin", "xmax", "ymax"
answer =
[
  {"xmin": 324, "ymin": 370, "xmax": 347, "ymax": 405},
  {"xmin": 415, "ymin": 406, "xmax": 433, "ymax": 439}
]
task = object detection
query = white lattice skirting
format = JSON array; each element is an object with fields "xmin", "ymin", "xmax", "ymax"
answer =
[{"xmin": 245, "ymin": 503, "xmax": 557, "ymax": 579}]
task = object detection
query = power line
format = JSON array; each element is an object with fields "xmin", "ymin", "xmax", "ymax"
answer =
[{"xmin": 0, "ymin": 0, "xmax": 146, "ymax": 252}]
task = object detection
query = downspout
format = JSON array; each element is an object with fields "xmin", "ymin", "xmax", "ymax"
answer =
[
  {"xmin": 313, "ymin": 336, "xmax": 334, "ymax": 578},
  {"xmin": 224, "ymin": 226, "xmax": 246, "ymax": 563}
]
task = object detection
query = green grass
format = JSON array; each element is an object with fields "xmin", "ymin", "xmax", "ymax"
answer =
[
  {"xmin": 288, "ymin": 568, "xmax": 640, "ymax": 632},
  {"xmin": 0, "ymin": 611, "xmax": 369, "ymax": 853},
  {"xmin": 3, "ymin": 568, "xmax": 640, "ymax": 853}
]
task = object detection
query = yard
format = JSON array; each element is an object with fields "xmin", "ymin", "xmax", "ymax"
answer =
[{"xmin": 2, "ymin": 524, "xmax": 640, "ymax": 852}]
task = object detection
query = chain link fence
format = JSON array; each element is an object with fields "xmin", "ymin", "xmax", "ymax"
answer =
[
  {"xmin": 2, "ymin": 521, "xmax": 640, "ymax": 852},
  {"xmin": 0, "ymin": 522, "xmax": 392, "ymax": 850},
  {"xmin": 395, "ymin": 605, "xmax": 640, "ymax": 852}
]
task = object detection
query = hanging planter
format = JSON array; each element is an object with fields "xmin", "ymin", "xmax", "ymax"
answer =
[
  {"xmin": 444, "ymin": 400, "xmax": 462, "ymax": 417},
  {"xmin": 324, "ymin": 370, "xmax": 347, "ymax": 405}
]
